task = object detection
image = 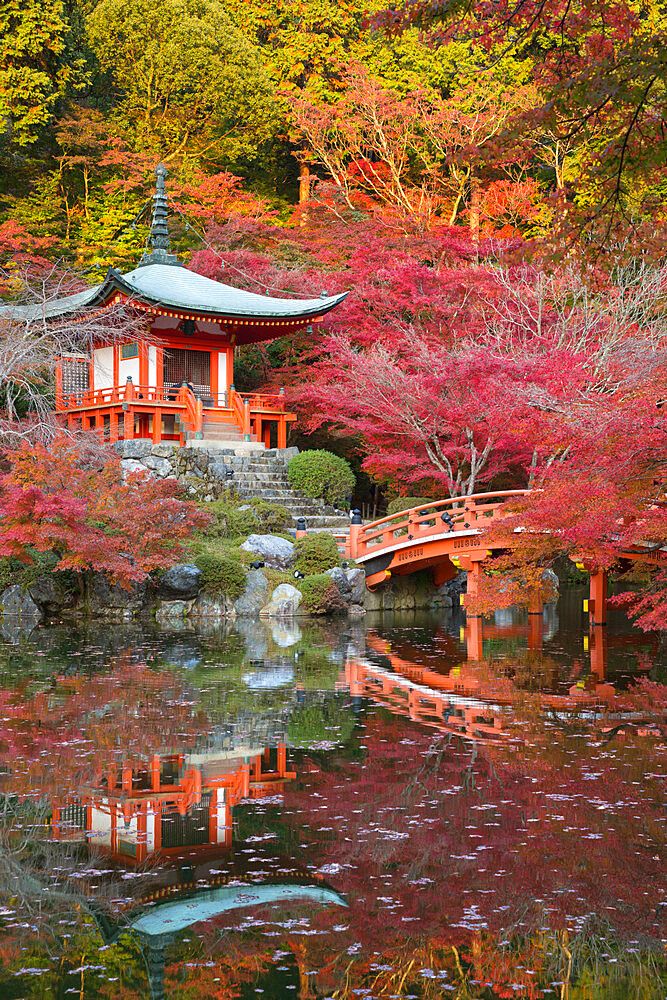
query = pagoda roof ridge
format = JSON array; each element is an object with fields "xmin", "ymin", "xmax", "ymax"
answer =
[{"xmin": 0, "ymin": 262, "xmax": 348, "ymax": 323}]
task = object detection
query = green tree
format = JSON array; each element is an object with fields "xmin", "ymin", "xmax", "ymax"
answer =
[
  {"xmin": 86, "ymin": 0, "xmax": 280, "ymax": 163},
  {"xmin": 0, "ymin": 0, "xmax": 71, "ymax": 149}
]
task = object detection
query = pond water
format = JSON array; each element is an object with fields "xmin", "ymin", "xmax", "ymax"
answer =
[{"xmin": 0, "ymin": 589, "xmax": 665, "ymax": 999}]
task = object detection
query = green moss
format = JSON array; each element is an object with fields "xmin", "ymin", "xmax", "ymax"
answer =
[
  {"xmin": 299, "ymin": 573, "xmax": 347, "ymax": 615},
  {"xmin": 288, "ymin": 449, "xmax": 355, "ymax": 507},
  {"xmin": 197, "ymin": 492, "xmax": 291, "ymax": 540},
  {"xmin": 295, "ymin": 532, "xmax": 341, "ymax": 576},
  {"xmin": 199, "ymin": 491, "xmax": 258, "ymax": 539},
  {"xmin": 249, "ymin": 497, "xmax": 291, "ymax": 533},
  {"xmin": 194, "ymin": 551, "xmax": 246, "ymax": 599}
]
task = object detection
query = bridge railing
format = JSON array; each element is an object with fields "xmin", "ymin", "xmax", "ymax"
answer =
[{"xmin": 350, "ymin": 490, "xmax": 531, "ymax": 559}]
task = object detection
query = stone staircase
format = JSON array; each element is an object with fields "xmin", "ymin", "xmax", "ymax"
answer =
[{"xmin": 228, "ymin": 452, "xmax": 351, "ymax": 532}]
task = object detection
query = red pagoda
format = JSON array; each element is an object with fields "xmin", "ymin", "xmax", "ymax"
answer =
[{"xmin": 30, "ymin": 165, "xmax": 347, "ymax": 448}]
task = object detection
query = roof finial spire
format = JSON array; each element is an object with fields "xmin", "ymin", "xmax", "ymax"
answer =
[{"xmin": 138, "ymin": 162, "xmax": 180, "ymax": 267}]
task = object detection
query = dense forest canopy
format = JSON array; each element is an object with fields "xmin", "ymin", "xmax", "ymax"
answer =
[
  {"xmin": 3, "ymin": 0, "xmax": 666, "ymax": 259},
  {"xmin": 1, "ymin": 0, "xmax": 667, "ymax": 626}
]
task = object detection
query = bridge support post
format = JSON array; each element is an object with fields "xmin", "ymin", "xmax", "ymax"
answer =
[
  {"xmin": 528, "ymin": 613, "xmax": 543, "ymax": 650},
  {"xmin": 349, "ymin": 510, "xmax": 363, "ymax": 559},
  {"xmin": 588, "ymin": 570, "xmax": 608, "ymax": 626},
  {"xmin": 466, "ymin": 617, "xmax": 484, "ymax": 661},
  {"xmin": 464, "ymin": 560, "xmax": 483, "ymax": 616},
  {"xmin": 588, "ymin": 624, "xmax": 608, "ymax": 680}
]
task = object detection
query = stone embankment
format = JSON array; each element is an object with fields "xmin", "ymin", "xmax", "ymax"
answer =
[
  {"xmin": 114, "ymin": 440, "xmax": 350, "ymax": 532},
  {"xmin": 0, "ymin": 529, "xmax": 458, "ymax": 638}
]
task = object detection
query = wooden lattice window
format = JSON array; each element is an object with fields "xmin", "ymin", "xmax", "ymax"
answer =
[
  {"xmin": 61, "ymin": 356, "xmax": 89, "ymax": 395},
  {"xmin": 163, "ymin": 348, "xmax": 211, "ymax": 397}
]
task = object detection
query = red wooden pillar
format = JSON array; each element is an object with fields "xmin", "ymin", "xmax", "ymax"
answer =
[
  {"xmin": 150, "ymin": 755, "xmax": 160, "ymax": 792},
  {"xmin": 136, "ymin": 803, "xmax": 148, "ymax": 864},
  {"xmin": 139, "ymin": 341, "xmax": 149, "ymax": 387},
  {"xmin": 113, "ymin": 345, "xmax": 119, "ymax": 388},
  {"xmin": 528, "ymin": 612, "xmax": 543, "ymax": 650},
  {"xmin": 123, "ymin": 380, "xmax": 135, "ymax": 440},
  {"xmin": 110, "ymin": 802, "xmax": 118, "ymax": 855},
  {"xmin": 263, "ymin": 423, "xmax": 271, "ymax": 448},
  {"xmin": 277, "ymin": 416, "xmax": 287, "ymax": 449},
  {"xmin": 152, "ymin": 409, "xmax": 162, "ymax": 444},
  {"xmin": 210, "ymin": 349, "xmax": 218, "ymax": 404},
  {"xmin": 109, "ymin": 411, "xmax": 118, "ymax": 443},
  {"xmin": 153, "ymin": 804, "xmax": 162, "ymax": 852},
  {"xmin": 589, "ymin": 625, "xmax": 608, "ymax": 680},
  {"xmin": 465, "ymin": 561, "xmax": 483, "ymax": 616},
  {"xmin": 155, "ymin": 346, "xmax": 164, "ymax": 392},
  {"xmin": 589, "ymin": 570, "xmax": 608, "ymax": 625},
  {"xmin": 209, "ymin": 788, "xmax": 218, "ymax": 843},
  {"xmin": 55, "ymin": 361, "xmax": 64, "ymax": 411},
  {"xmin": 466, "ymin": 617, "xmax": 484, "ymax": 661},
  {"xmin": 277, "ymin": 743, "xmax": 287, "ymax": 777}
]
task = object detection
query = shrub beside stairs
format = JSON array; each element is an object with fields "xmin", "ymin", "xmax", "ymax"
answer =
[{"xmin": 229, "ymin": 449, "xmax": 350, "ymax": 532}]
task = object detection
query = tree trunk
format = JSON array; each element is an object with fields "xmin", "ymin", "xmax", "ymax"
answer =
[
  {"xmin": 298, "ymin": 161, "xmax": 311, "ymax": 227},
  {"xmin": 469, "ymin": 168, "xmax": 480, "ymax": 242}
]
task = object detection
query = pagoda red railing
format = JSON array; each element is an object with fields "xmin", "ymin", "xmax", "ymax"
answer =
[{"xmin": 56, "ymin": 380, "xmax": 296, "ymax": 447}]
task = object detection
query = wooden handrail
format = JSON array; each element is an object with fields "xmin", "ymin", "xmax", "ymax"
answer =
[
  {"xmin": 230, "ymin": 388, "xmax": 251, "ymax": 438},
  {"xmin": 359, "ymin": 491, "xmax": 530, "ymax": 545}
]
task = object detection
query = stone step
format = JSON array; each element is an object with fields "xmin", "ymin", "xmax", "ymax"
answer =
[
  {"xmin": 296, "ymin": 518, "xmax": 351, "ymax": 530},
  {"xmin": 232, "ymin": 472, "xmax": 289, "ymax": 483},
  {"xmin": 237, "ymin": 493, "xmax": 347, "ymax": 516}
]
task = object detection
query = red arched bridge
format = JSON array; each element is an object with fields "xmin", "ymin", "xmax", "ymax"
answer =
[{"xmin": 333, "ymin": 490, "xmax": 667, "ymax": 625}]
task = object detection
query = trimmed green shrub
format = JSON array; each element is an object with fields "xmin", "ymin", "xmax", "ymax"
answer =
[
  {"xmin": 386, "ymin": 496, "xmax": 435, "ymax": 516},
  {"xmin": 295, "ymin": 532, "xmax": 341, "ymax": 576},
  {"xmin": 194, "ymin": 552, "xmax": 246, "ymax": 599},
  {"xmin": 249, "ymin": 498, "xmax": 291, "ymax": 533},
  {"xmin": 299, "ymin": 573, "xmax": 348, "ymax": 615},
  {"xmin": 288, "ymin": 450, "xmax": 355, "ymax": 507}
]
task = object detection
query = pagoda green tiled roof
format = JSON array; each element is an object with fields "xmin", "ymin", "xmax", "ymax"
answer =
[{"xmin": 0, "ymin": 263, "xmax": 347, "ymax": 324}]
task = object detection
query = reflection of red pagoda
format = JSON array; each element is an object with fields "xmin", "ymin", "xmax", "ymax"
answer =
[{"xmin": 53, "ymin": 744, "xmax": 294, "ymax": 864}]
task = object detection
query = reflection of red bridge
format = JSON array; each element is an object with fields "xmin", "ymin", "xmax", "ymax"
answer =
[
  {"xmin": 53, "ymin": 745, "xmax": 295, "ymax": 864},
  {"xmin": 336, "ymin": 491, "xmax": 666, "ymax": 624}
]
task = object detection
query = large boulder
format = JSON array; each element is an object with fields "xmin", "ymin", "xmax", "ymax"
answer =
[
  {"xmin": 28, "ymin": 574, "xmax": 69, "ymax": 613},
  {"xmin": 143, "ymin": 455, "xmax": 173, "ymax": 477},
  {"xmin": 151, "ymin": 442, "xmax": 177, "ymax": 458},
  {"xmin": 158, "ymin": 564, "xmax": 202, "ymax": 600},
  {"xmin": 85, "ymin": 573, "xmax": 146, "ymax": 619},
  {"xmin": 234, "ymin": 569, "xmax": 269, "ymax": 617},
  {"xmin": 190, "ymin": 593, "xmax": 236, "ymax": 623},
  {"xmin": 0, "ymin": 585, "xmax": 43, "ymax": 629},
  {"xmin": 120, "ymin": 458, "xmax": 150, "ymax": 477},
  {"xmin": 326, "ymin": 566, "xmax": 352, "ymax": 597},
  {"xmin": 260, "ymin": 583, "xmax": 302, "ymax": 619},
  {"xmin": 155, "ymin": 599, "xmax": 194, "ymax": 624},
  {"xmin": 241, "ymin": 534, "xmax": 295, "ymax": 570},
  {"xmin": 345, "ymin": 568, "xmax": 366, "ymax": 604}
]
